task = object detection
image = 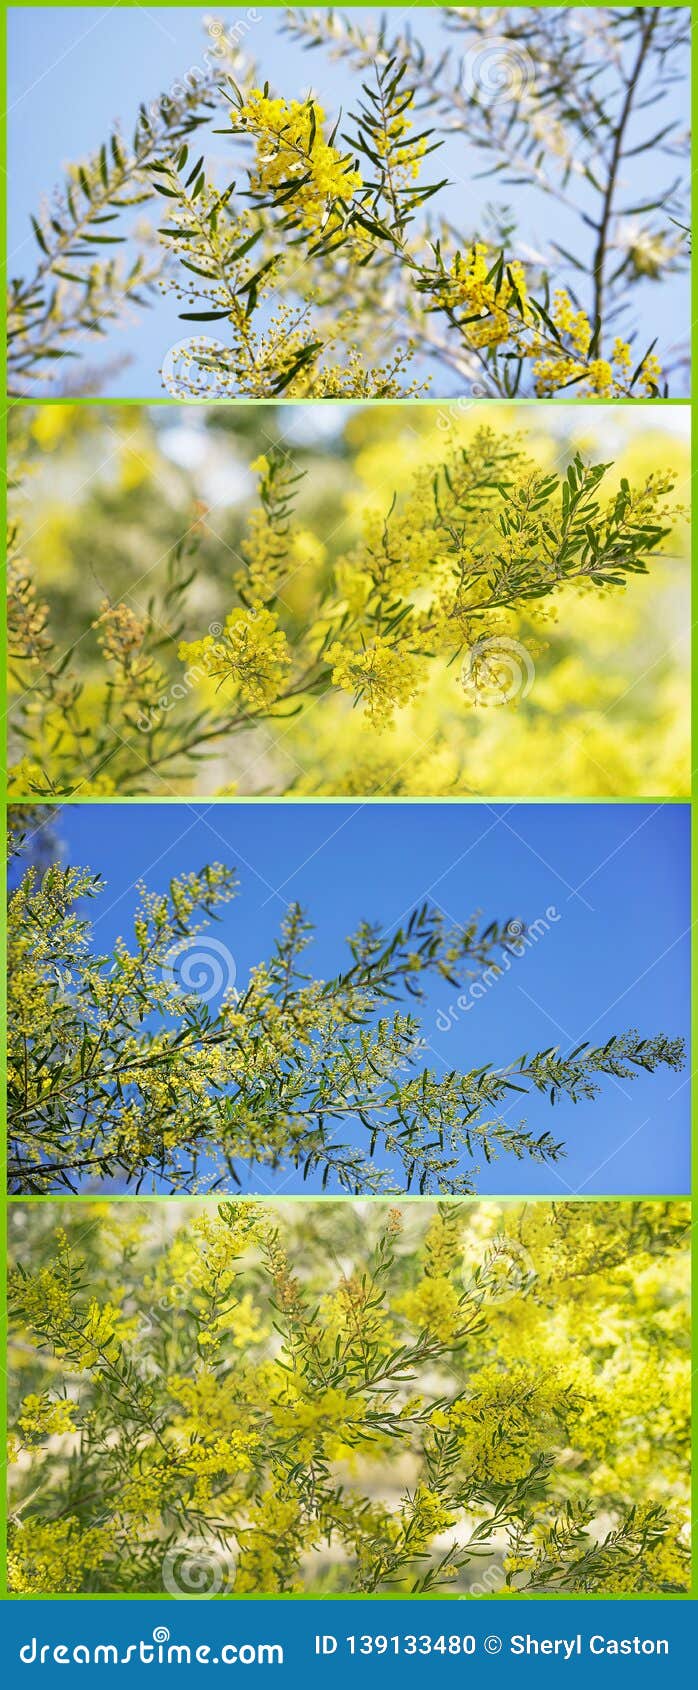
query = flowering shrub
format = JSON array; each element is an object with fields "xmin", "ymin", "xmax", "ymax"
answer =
[
  {"xmin": 7, "ymin": 818, "xmax": 685, "ymax": 1196},
  {"xmin": 8, "ymin": 415, "xmax": 686, "ymax": 798},
  {"xmin": 8, "ymin": 8, "xmax": 688, "ymax": 397},
  {"xmin": 8, "ymin": 1198, "xmax": 690, "ymax": 1594}
]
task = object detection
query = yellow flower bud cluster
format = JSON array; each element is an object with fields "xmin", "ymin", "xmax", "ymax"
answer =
[
  {"xmin": 327, "ymin": 637, "xmax": 421, "ymax": 724},
  {"xmin": 444, "ymin": 245, "xmax": 532, "ymax": 349},
  {"xmin": 179, "ymin": 606, "xmax": 290, "ymax": 710},
  {"xmin": 232, "ymin": 92, "xmax": 363, "ymax": 233},
  {"xmin": 8, "ymin": 1200, "xmax": 690, "ymax": 1595}
]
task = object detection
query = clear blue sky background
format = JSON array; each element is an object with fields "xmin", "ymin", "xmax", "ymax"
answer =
[
  {"xmin": 8, "ymin": 6, "xmax": 690, "ymax": 396},
  {"xmin": 40, "ymin": 800, "xmax": 690, "ymax": 1196}
]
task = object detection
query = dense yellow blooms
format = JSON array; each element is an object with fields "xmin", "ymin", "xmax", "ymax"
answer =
[
  {"xmin": 395, "ymin": 1276, "xmax": 462, "ymax": 1344},
  {"xmin": 17, "ymin": 1393, "xmax": 76, "ymax": 1443},
  {"xmin": 10, "ymin": 10, "xmax": 685, "ymax": 401},
  {"xmin": 443, "ymin": 246, "xmax": 532, "ymax": 350},
  {"xmin": 374, "ymin": 90, "xmax": 427, "ymax": 185},
  {"xmin": 179, "ymin": 607, "xmax": 291, "ymax": 710},
  {"xmin": 232, "ymin": 92, "xmax": 363, "ymax": 231},
  {"xmin": 8, "ymin": 407, "xmax": 689, "ymax": 799},
  {"xmin": 161, "ymin": 68, "xmax": 676, "ymax": 399},
  {"xmin": 327, "ymin": 637, "xmax": 422, "ymax": 724},
  {"xmin": 12, "ymin": 839, "xmax": 684, "ymax": 1199},
  {"xmin": 8, "ymin": 1518, "xmax": 116, "ymax": 1595},
  {"xmin": 8, "ymin": 1199, "xmax": 689, "ymax": 1596},
  {"xmin": 528, "ymin": 291, "xmax": 662, "ymax": 397}
]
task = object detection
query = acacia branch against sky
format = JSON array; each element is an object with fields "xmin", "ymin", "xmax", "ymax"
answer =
[
  {"xmin": 7, "ymin": 801, "xmax": 689, "ymax": 1197},
  {"xmin": 7, "ymin": 7, "xmax": 690, "ymax": 398}
]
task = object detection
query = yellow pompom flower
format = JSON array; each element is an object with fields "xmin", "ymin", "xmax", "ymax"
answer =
[
  {"xmin": 327, "ymin": 637, "xmax": 421, "ymax": 724},
  {"xmin": 179, "ymin": 607, "xmax": 290, "ymax": 710}
]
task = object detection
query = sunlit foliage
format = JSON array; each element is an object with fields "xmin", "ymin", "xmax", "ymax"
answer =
[
  {"xmin": 8, "ymin": 8, "xmax": 689, "ymax": 397},
  {"xmin": 7, "ymin": 830, "xmax": 685, "ymax": 1195},
  {"xmin": 8, "ymin": 1199, "xmax": 690, "ymax": 1594},
  {"xmin": 7, "ymin": 405, "xmax": 689, "ymax": 799}
]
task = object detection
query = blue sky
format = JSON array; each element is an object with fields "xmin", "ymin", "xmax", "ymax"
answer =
[
  {"xmin": 35, "ymin": 799, "xmax": 691, "ymax": 1196},
  {"xmin": 8, "ymin": 6, "xmax": 690, "ymax": 396}
]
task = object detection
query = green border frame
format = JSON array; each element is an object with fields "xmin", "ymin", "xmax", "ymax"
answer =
[{"xmin": 0, "ymin": 0, "xmax": 694, "ymax": 1609}]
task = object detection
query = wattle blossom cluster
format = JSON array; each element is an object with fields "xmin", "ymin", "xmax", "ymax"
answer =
[{"xmin": 8, "ymin": 1200, "xmax": 690, "ymax": 1595}]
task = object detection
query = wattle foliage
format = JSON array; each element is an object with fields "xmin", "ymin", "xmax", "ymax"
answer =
[
  {"xmin": 8, "ymin": 1199, "xmax": 690, "ymax": 1594},
  {"xmin": 8, "ymin": 413, "xmax": 687, "ymax": 799},
  {"xmin": 8, "ymin": 8, "xmax": 688, "ymax": 398},
  {"xmin": 7, "ymin": 827, "xmax": 685, "ymax": 1196}
]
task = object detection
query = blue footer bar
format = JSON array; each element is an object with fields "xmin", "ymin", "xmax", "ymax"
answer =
[{"xmin": 3, "ymin": 1599, "xmax": 695, "ymax": 1685}]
